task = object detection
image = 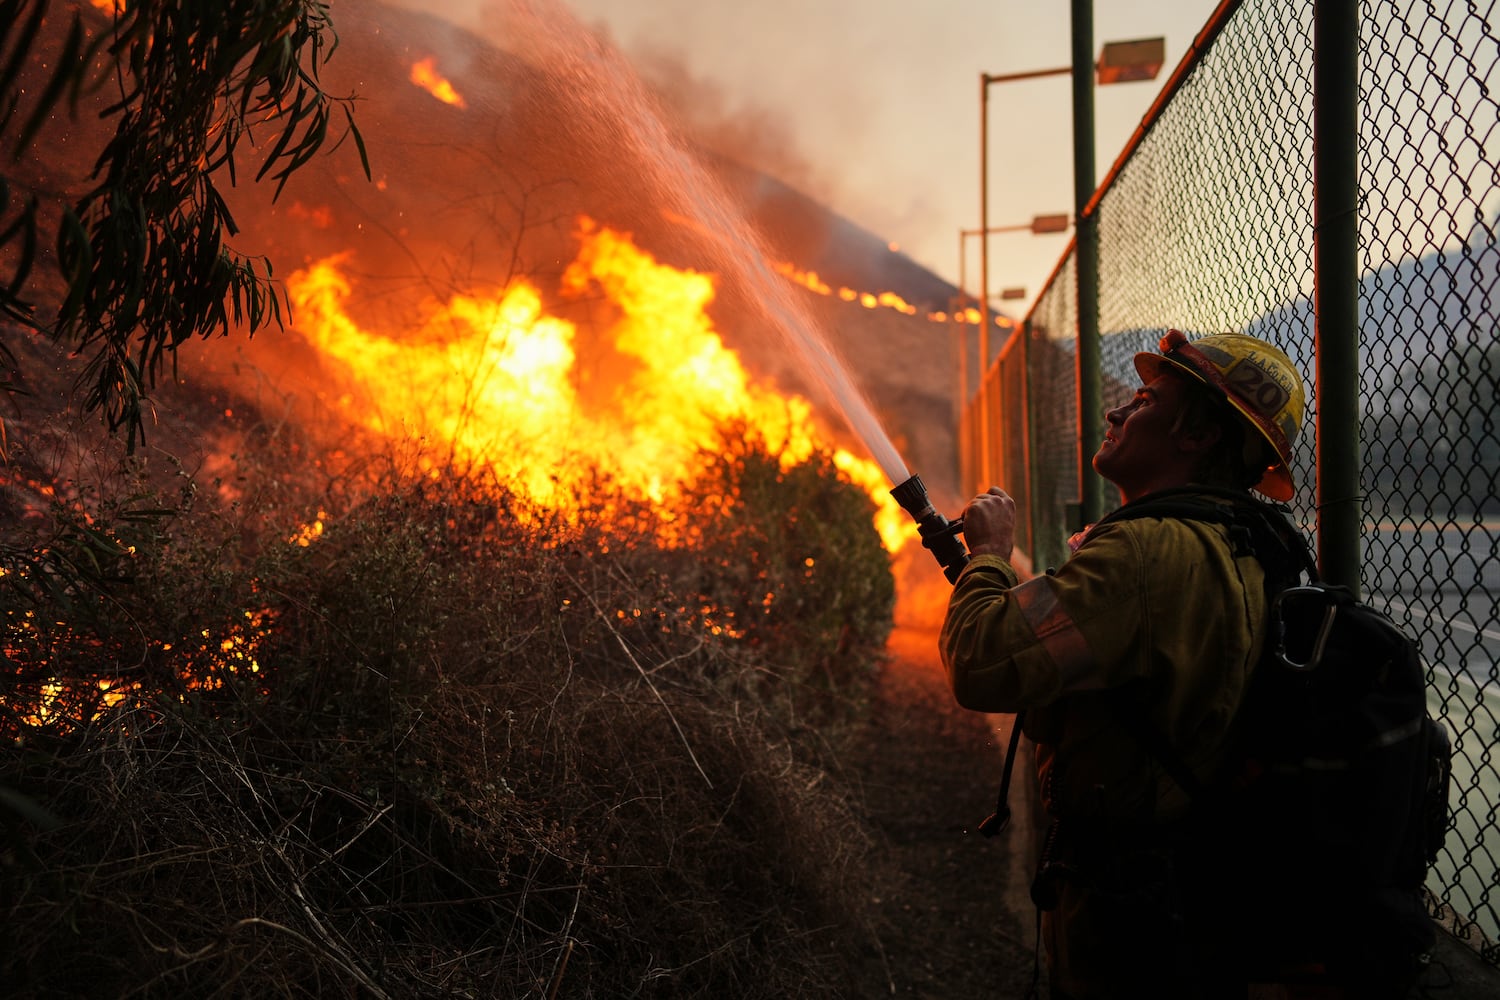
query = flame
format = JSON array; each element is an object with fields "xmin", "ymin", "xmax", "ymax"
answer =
[
  {"xmin": 773, "ymin": 259, "xmax": 1015, "ymax": 327},
  {"xmin": 409, "ymin": 57, "xmax": 466, "ymax": 108},
  {"xmin": 290, "ymin": 512, "xmax": 326, "ymax": 547},
  {"xmin": 7, "ymin": 222, "xmax": 921, "ymax": 736},
  {"xmin": 3, "ymin": 223, "xmax": 925, "ymax": 737},
  {"xmin": 771, "ymin": 262, "xmax": 897, "ymax": 317},
  {"xmin": 288, "ymin": 218, "xmax": 912, "ymax": 552},
  {"xmin": 665, "ymin": 210, "xmax": 1004, "ymax": 330},
  {"xmin": 5, "ymin": 602, "xmax": 273, "ymax": 735}
]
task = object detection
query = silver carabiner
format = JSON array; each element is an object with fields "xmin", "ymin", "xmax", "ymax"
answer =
[{"xmin": 1271, "ymin": 585, "xmax": 1339, "ymax": 672}]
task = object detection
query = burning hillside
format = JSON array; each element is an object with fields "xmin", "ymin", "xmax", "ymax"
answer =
[
  {"xmin": 0, "ymin": 0, "xmax": 978, "ymax": 615},
  {"xmin": 201, "ymin": 0, "xmax": 968, "ymax": 506},
  {"xmin": 286, "ymin": 217, "xmax": 910, "ymax": 551}
]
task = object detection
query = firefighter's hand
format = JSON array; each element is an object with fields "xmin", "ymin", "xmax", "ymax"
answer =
[{"xmin": 962, "ymin": 487, "xmax": 1015, "ymax": 562}]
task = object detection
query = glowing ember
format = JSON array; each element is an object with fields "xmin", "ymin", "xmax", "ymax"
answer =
[
  {"xmin": 286, "ymin": 201, "xmax": 334, "ymax": 229},
  {"xmin": 774, "ymin": 262, "xmax": 833, "ymax": 297},
  {"xmin": 773, "ymin": 260, "xmax": 974, "ymax": 326},
  {"xmin": 290, "ymin": 513, "xmax": 326, "ymax": 547},
  {"xmin": 4, "ymin": 601, "xmax": 273, "ymax": 735},
  {"xmin": 288, "ymin": 218, "xmax": 912, "ymax": 552},
  {"xmin": 409, "ymin": 57, "xmax": 466, "ymax": 108}
]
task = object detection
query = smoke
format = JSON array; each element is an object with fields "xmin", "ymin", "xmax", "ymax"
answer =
[
  {"xmin": 449, "ymin": 1, "xmax": 834, "ymax": 210},
  {"xmin": 626, "ymin": 43, "xmax": 833, "ymax": 205}
]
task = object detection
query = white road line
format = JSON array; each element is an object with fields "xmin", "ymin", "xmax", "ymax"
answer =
[{"xmin": 1379, "ymin": 595, "xmax": 1500, "ymax": 643}]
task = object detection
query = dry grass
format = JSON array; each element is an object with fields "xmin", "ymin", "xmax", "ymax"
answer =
[{"xmin": 0, "ymin": 424, "xmax": 898, "ymax": 998}]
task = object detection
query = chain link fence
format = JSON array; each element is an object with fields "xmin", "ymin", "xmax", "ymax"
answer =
[{"xmin": 961, "ymin": 0, "xmax": 1500, "ymax": 961}]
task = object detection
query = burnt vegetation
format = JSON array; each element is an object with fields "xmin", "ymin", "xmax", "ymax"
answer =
[{"xmin": 0, "ymin": 421, "xmax": 899, "ymax": 998}]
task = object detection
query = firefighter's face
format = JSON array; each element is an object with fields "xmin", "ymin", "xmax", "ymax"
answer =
[{"xmin": 1093, "ymin": 373, "xmax": 1194, "ymax": 501}]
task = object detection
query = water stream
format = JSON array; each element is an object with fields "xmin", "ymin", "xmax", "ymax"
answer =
[{"xmin": 500, "ymin": 0, "xmax": 912, "ymax": 486}]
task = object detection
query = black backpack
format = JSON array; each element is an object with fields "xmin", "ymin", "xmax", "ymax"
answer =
[{"xmin": 1080, "ymin": 488, "xmax": 1453, "ymax": 992}]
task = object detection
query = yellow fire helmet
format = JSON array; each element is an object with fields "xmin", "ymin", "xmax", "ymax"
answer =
[{"xmin": 1134, "ymin": 329, "xmax": 1306, "ymax": 501}]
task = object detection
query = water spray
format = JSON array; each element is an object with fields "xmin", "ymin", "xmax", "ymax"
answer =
[{"xmin": 889, "ymin": 473, "xmax": 970, "ymax": 584}]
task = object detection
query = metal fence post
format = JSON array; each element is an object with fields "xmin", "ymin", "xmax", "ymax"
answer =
[
  {"xmin": 1313, "ymin": 0, "xmax": 1362, "ymax": 594},
  {"xmin": 1072, "ymin": 0, "xmax": 1103, "ymax": 528},
  {"xmin": 978, "ymin": 76, "xmax": 993, "ymax": 490}
]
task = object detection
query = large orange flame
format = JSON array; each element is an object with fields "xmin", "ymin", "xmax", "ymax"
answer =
[{"xmin": 288, "ymin": 218, "xmax": 911, "ymax": 552}]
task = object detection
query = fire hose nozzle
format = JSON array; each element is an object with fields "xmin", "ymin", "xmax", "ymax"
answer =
[{"xmin": 890, "ymin": 474, "xmax": 970, "ymax": 584}]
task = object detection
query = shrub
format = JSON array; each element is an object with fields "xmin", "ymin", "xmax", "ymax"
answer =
[
  {"xmin": 0, "ymin": 432, "xmax": 897, "ymax": 997},
  {"xmin": 674, "ymin": 423, "xmax": 896, "ymax": 730}
]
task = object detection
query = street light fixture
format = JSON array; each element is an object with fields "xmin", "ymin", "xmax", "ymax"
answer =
[
  {"xmin": 1028, "ymin": 213, "xmax": 1072, "ymax": 235},
  {"xmin": 964, "ymin": 214, "xmax": 1073, "ymax": 241},
  {"xmin": 978, "ymin": 36, "xmax": 1165, "ymax": 377},
  {"xmin": 973, "ymin": 26, "xmax": 1165, "ymax": 493},
  {"xmin": 1097, "ymin": 37, "xmax": 1167, "ymax": 84}
]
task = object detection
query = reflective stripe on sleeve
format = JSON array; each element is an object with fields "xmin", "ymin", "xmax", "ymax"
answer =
[{"xmin": 1010, "ymin": 576, "xmax": 1102, "ymax": 691}]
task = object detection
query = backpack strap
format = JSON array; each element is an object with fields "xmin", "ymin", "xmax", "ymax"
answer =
[{"xmin": 1091, "ymin": 486, "xmax": 1315, "ymax": 585}]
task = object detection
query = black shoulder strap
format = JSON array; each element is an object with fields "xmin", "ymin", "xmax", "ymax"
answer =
[{"xmin": 1090, "ymin": 486, "xmax": 1316, "ymax": 584}]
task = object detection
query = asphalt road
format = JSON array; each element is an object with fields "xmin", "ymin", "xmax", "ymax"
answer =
[
  {"xmin": 1365, "ymin": 519, "xmax": 1500, "ymax": 698},
  {"xmin": 1365, "ymin": 520, "xmax": 1499, "ymax": 947}
]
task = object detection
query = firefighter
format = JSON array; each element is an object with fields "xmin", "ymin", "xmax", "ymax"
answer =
[{"xmin": 940, "ymin": 329, "xmax": 1307, "ymax": 998}]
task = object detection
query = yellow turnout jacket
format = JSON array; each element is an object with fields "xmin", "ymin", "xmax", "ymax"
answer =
[{"xmin": 939, "ymin": 496, "xmax": 1270, "ymax": 825}]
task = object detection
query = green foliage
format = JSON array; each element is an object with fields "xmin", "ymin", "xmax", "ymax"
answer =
[
  {"xmin": 0, "ymin": 0, "xmax": 367, "ymax": 449},
  {"xmin": 0, "ymin": 437, "xmax": 898, "ymax": 997},
  {"xmin": 679, "ymin": 423, "xmax": 895, "ymax": 724}
]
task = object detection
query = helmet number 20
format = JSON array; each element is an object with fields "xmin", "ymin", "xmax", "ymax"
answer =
[{"xmin": 1226, "ymin": 360, "xmax": 1290, "ymax": 413}]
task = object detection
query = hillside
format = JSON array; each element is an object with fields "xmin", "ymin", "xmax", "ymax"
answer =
[
  {"xmin": 212, "ymin": 0, "xmax": 973, "ymax": 508},
  {"xmin": 2, "ymin": 0, "xmax": 977, "ymax": 511}
]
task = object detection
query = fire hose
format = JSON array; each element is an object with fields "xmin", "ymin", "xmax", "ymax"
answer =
[{"xmin": 890, "ymin": 473, "xmax": 1022, "ymax": 839}]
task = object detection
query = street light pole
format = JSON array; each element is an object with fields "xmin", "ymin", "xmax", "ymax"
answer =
[
  {"xmin": 1073, "ymin": 0, "xmax": 1103, "ymax": 529},
  {"xmin": 958, "ymin": 219, "xmax": 1066, "ymax": 402},
  {"xmin": 955, "ymin": 230, "xmax": 973, "ymax": 474},
  {"xmin": 979, "ymin": 74, "xmax": 992, "ymax": 488},
  {"xmin": 975, "ymin": 21, "xmax": 1165, "ymax": 540},
  {"xmin": 981, "ymin": 65, "xmax": 1080, "ymax": 399},
  {"xmin": 958, "ymin": 216, "xmax": 1068, "ymax": 494},
  {"xmin": 967, "ymin": 207, "xmax": 1070, "ymax": 488}
]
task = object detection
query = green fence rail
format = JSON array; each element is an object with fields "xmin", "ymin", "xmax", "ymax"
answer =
[{"xmin": 959, "ymin": 0, "xmax": 1500, "ymax": 962}]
